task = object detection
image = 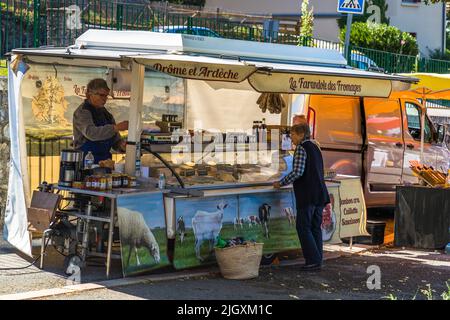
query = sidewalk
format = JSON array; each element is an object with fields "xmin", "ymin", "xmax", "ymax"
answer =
[{"xmin": 0, "ymin": 231, "xmax": 355, "ymax": 299}]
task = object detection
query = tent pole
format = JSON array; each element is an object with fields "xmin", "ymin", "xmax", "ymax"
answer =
[
  {"xmin": 420, "ymin": 96, "xmax": 426, "ymax": 163},
  {"xmin": 125, "ymin": 61, "xmax": 145, "ymax": 176}
]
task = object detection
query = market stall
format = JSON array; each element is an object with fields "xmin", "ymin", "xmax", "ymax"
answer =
[
  {"xmin": 5, "ymin": 30, "xmax": 417, "ymax": 276},
  {"xmin": 392, "ymin": 74, "xmax": 450, "ymax": 250}
]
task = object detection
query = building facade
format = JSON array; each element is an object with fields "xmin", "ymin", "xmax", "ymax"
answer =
[{"xmin": 204, "ymin": 0, "xmax": 446, "ymax": 57}]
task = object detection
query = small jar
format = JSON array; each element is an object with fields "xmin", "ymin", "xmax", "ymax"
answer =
[
  {"xmin": 128, "ymin": 176, "xmax": 137, "ymax": 188},
  {"xmin": 121, "ymin": 174, "xmax": 129, "ymax": 188},
  {"xmin": 85, "ymin": 176, "xmax": 92, "ymax": 190},
  {"xmin": 91, "ymin": 176, "xmax": 99, "ymax": 190},
  {"xmin": 99, "ymin": 176, "xmax": 107, "ymax": 191},
  {"xmin": 72, "ymin": 181, "xmax": 83, "ymax": 189},
  {"xmin": 106, "ymin": 174, "xmax": 113, "ymax": 190},
  {"xmin": 112, "ymin": 174, "xmax": 121, "ymax": 188}
]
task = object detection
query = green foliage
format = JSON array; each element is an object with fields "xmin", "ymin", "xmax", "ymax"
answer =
[
  {"xmin": 299, "ymin": 0, "xmax": 314, "ymax": 39},
  {"xmin": 382, "ymin": 293, "xmax": 398, "ymax": 300},
  {"xmin": 383, "ymin": 282, "xmax": 450, "ymax": 300},
  {"xmin": 0, "ymin": 60, "xmax": 7, "ymax": 77},
  {"xmin": 428, "ymin": 48, "xmax": 450, "ymax": 61},
  {"xmin": 227, "ymin": 25, "xmax": 263, "ymax": 41},
  {"xmin": 337, "ymin": 0, "xmax": 390, "ymax": 29},
  {"xmin": 340, "ymin": 22, "xmax": 418, "ymax": 56},
  {"xmin": 441, "ymin": 282, "xmax": 450, "ymax": 300}
]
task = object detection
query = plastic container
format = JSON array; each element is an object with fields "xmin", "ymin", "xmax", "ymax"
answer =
[{"xmin": 343, "ymin": 220, "xmax": 386, "ymax": 245}]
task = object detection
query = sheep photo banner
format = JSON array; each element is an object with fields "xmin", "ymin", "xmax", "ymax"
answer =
[
  {"xmin": 117, "ymin": 192, "xmax": 169, "ymax": 277},
  {"xmin": 172, "ymin": 187, "xmax": 342, "ymax": 270}
]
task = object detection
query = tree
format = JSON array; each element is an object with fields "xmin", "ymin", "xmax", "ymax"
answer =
[
  {"xmin": 299, "ymin": 0, "xmax": 314, "ymax": 38},
  {"xmin": 340, "ymin": 22, "xmax": 419, "ymax": 56},
  {"xmin": 337, "ymin": 0, "xmax": 390, "ymax": 29}
]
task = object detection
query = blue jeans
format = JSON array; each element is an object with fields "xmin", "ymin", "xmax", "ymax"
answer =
[{"xmin": 296, "ymin": 205, "xmax": 324, "ymax": 266}]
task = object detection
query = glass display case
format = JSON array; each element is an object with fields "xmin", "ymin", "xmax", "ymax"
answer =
[{"xmin": 140, "ymin": 134, "xmax": 292, "ymax": 189}]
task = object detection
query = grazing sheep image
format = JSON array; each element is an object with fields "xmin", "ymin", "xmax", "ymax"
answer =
[{"xmin": 118, "ymin": 208, "xmax": 161, "ymax": 269}]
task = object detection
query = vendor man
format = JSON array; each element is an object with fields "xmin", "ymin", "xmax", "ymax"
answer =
[{"xmin": 73, "ymin": 78, "xmax": 129, "ymax": 163}]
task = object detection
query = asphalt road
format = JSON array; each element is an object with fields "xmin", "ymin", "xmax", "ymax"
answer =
[{"xmin": 38, "ymin": 248, "xmax": 450, "ymax": 300}]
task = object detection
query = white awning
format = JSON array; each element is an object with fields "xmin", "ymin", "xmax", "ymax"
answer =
[
  {"xmin": 129, "ymin": 53, "xmax": 416, "ymax": 98},
  {"xmin": 11, "ymin": 29, "xmax": 418, "ymax": 98}
]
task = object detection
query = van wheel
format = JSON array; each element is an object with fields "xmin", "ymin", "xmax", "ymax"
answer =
[{"xmin": 260, "ymin": 253, "xmax": 277, "ymax": 265}]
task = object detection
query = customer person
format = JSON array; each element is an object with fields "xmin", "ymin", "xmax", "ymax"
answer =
[
  {"xmin": 273, "ymin": 122, "xmax": 330, "ymax": 271},
  {"xmin": 73, "ymin": 78, "xmax": 129, "ymax": 163}
]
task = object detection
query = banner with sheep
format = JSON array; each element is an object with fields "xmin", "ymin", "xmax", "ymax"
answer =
[
  {"xmin": 173, "ymin": 187, "xmax": 342, "ymax": 270},
  {"xmin": 117, "ymin": 193, "xmax": 169, "ymax": 277}
]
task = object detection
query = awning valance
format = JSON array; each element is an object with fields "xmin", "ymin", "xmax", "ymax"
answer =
[{"xmin": 129, "ymin": 53, "xmax": 417, "ymax": 98}]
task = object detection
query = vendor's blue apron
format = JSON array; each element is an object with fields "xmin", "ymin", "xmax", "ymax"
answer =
[{"xmin": 80, "ymin": 102, "xmax": 116, "ymax": 164}]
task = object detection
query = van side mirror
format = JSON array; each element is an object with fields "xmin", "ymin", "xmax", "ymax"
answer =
[{"xmin": 437, "ymin": 124, "xmax": 445, "ymax": 144}]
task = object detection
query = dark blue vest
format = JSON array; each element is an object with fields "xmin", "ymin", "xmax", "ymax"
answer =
[
  {"xmin": 80, "ymin": 101, "xmax": 116, "ymax": 164},
  {"xmin": 293, "ymin": 140, "xmax": 330, "ymax": 208}
]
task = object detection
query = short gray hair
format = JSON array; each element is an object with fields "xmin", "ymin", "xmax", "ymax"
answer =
[
  {"xmin": 87, "ymin": 78, "xmax": 109, "ymax": 94},
  {"xmin": 291, "ymin": 122, "xmax": 311, "ymax": 140}
]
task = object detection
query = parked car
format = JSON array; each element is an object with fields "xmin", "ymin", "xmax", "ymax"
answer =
[
  {"xmin": 351, "ymin": 51, "xmax": 383, "ymax": 72},
  {"xmin": 152, "ymin": 25, "xmax": 221, "ymax": 38}
]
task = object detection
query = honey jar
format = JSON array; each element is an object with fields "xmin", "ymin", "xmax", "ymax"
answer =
[
  {"xmin": 121, "ymin": 174, "xmax": 129, "ymax": 188},
  {"xmin": 128, "ymin": 176, "xmax": 137, "ymax": 188}
]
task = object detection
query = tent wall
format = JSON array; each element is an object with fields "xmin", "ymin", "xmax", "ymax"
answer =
[
  {"xmin": 4, "ymin": 58, "xmax": 32, "ymax": 256},
  {"xmin": 186, "ymin": 80, "xmax": 281, "ymax": 131}
]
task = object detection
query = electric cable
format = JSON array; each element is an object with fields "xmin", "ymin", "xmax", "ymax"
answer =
[{"xmin": 0, "ymin": 236, "xmax": 51, "ymax": 271}]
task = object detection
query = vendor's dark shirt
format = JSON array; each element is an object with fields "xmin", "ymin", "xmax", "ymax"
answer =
[{"xmin": 72, "ymin": 100, "xmax": 121, "ymax": 150}]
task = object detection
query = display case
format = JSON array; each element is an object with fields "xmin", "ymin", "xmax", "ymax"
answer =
[{"xmin": 140, "ymin": 133, "xmax": 293, "ymax": 189}]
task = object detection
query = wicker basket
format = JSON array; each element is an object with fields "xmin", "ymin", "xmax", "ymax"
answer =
[{"xmin": 214, "ymin": 243, "xmax": 264, "ymax": 280}]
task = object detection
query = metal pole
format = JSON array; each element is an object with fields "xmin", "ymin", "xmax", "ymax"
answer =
[
  {"xmin": 106, "ymin": 198, "xmax": 115, "ymax": 278},
  {"xmin": 81, "ymin": 201, "xmax": 92, "ymax": 265},
  {"xmin": 349, "ymin": 236, "xmax": 353, "ymax": 251},
  {"xmin": 344, "ymin": 13, "xmax": 353, "ymax": 63},
  {"xmin": 33, "ymin": 0, "xmax": 40, "ymax": 48},
  {"xmin": 420, "ymin": 97, "xmax": 426, "ymax": 163}
]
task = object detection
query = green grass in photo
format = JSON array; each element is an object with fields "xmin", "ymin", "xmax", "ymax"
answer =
[{"xmin": 120, "ymin": 228, "xmax": 170, "ymax": 276}]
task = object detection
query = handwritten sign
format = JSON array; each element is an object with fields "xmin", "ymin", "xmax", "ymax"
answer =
[
  {"xmin": 338, "ymin": 178, "xmax": 370, "ymax": 238},
  {"xmin": 248, "ymin": 73, "xmax": 392, "ymax": 98}
]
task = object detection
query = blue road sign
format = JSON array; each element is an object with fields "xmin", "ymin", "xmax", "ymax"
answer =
[{"xmin": 337, "ymin": 0, "xmax": 365, "ymax": 15}]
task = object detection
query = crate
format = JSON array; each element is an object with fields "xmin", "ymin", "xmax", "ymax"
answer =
[{"xmin": 214, "ymin": 243, "xmax": 263, "ymax": 280}]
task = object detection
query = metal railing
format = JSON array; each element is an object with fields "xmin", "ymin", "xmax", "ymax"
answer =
[{"xmin": 1, "ymin": 0, "xmax": 450, "ymax": 74}]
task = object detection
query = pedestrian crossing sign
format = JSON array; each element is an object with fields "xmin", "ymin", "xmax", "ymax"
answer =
[{"xmin": 337, "ymin": 0, "xmax": 365, "ymax": 15}]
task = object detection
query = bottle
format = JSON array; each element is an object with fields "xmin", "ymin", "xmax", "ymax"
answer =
[
  {"xmin": 135, "ymin": 142, "xmax": 141, "ymax": 177},
  {"xmin": 158, "ymin": 172, "xmax": 166, "ymax": 190},
  {"xmin": 260, "ymin": 118, "xmax": 267, "ymax": 144},
  {"xmin": 84, "ymin": 151, "xmax": 95, "ymax": 169},
  {"xmin": 252, "ymin": 121, "xmax": 259, "ymax": 143}
]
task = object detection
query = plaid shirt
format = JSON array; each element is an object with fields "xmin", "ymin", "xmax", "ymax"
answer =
[{"xmin": 279, "ymin": 142, "xmax": 307, "ymax": 186}]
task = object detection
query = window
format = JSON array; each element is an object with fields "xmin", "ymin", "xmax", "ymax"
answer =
[{"xmin": 405, "ymin": 102, "xmax": 432, "ymax": 143}]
